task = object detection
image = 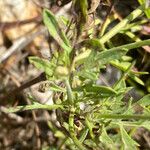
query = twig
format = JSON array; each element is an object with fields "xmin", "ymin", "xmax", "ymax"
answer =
[
  {"xmin": 0, "ymin": 27, "xmax": 47, "ymax": 63},
  {"xmin": 1, "ymin": 72, "xmax": 46, "ymax": 101},
  {"xmin": 0, "ymin": 16, "xmax": 42, "ymax": 30}
]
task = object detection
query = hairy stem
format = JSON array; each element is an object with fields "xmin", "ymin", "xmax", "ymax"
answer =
[
  {"xmin": 69, "ymin": 107, "xmax": 86, "ymax": 150},
  {"xmin": 2, "ymin": 104, "xmax": 63, "ymax": 113}
]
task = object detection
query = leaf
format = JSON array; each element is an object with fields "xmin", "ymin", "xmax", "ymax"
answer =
[
  {"xmin": 110, "ymin": 60, "xmax": 145, "ymax": 85},
  {"xmin": 84, "ymin": 84, "xmax": 117, "ymax": 95},
  {"xmin": 74, "ymin": 0, "xmax": 88, "ymax": 36},
  {"xmin": 43, "ymin": 9, "xmax": 72, "ymax": 54},
  {"xmin": 138, "ymin": 0, "xmax": 150, "ymax": 18},
  {"xmin": 96, "ymin": 49, "xmax": 126, "ymax": 66},
  {"xmin": 141, "ymin": 121, "xmax": 150, "ymax": 131},
  {"xmin": 79, "ymin": 128, "xmax": 89, "ymax": 142},
  {"xmin": 54, "ymin": 130, "xmax": 65, "ymax": 138},
  {"xmin": 29, "ymin": 56, "xmax": 54, "ymax": 76},
  {"xmin": 74, "ymin": 49, "xmax": 91, "ymax": 65},
  {"xmin": 80, "ymin": 0, "xmax": 88, "ymax": 22},
  {"xmin": 120, "ymin": 125, "xmax": 139, "ymax": 150},
  {"xmin": 49, "ymin": 83, "xmax": 66, "ymax": 92},
  {"xmin": 84, "ymin": 50, "xmax": 97, "ymax": 69},
  {"xmin": 80, "ymin": 38, "xmax": 103, "ymax": 50},
  {"xmin": 78, "ymin": 70, "xmax": 98, "ymax": 80},
  {"xmin": 74, "ymin": 83, "xmax": 117, "ymax": 95},
  {"xmin": 74, "ymin": 0, "xmax": 88, "ymax": 23},
  {"xmin": 137, "ymin": 94, "xmax": 150, "ymax": 106},
  {"xmin": 115, "ymin": 80, "xmax": 126, "ymax": 91},
  {"xmin": 121, "ymin": 56, "xmax": 133, "ymax": 61},
  {"xmin": 85, "ymin": 115, "xmax": 95, "ymax": 139},
  {"xmin": 5, "ymin": 104, "xmax": 63, "ymax": 113},
  {"xmin": 99, "ymin": 126, "xmax": 116, "ymax": 149},
  {"xmin": 60, "ymin": 15, "xmax": 69, "ymax": 26},
  {"xmin": 130, "ymin": 75, "xmax": 145, "ymax": 86},
  {"xmin": 84, "ymin": 139, "xmax": 97, "ymax": 148}
]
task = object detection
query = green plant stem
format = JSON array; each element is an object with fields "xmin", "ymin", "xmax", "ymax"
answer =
[
  {"xmin": 97, "ymin": 114, "xmax": 150, "ymax": 120},
  {"xmin": 3, "ymin": 104, "xmax": 63, "ymax": 113},
  {"xmin": 108, "ymin": 39, "xmax": 150, "ymax": 51},
  {"xmin": 65, "ymin": 78, "xmax": 74, "ymax": 105},
  {"xmin": 69, "ymin": 107, "xmax": 86, "ymax": 150},
  {"xmin": 99, "ymin": 5, "xmax": 144, "ymax": 44}
]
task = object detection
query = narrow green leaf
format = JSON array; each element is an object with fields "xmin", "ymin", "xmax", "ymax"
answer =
[
  {"xmin": 84, "ymin": 139, "xmax": 97, "ymax": 148},
  {"xmin": 110, "ymin": 60, "xmax": 145, "ymax": 85},
  {"xmin": 84, "ymin": 50, "xmax": 97, "ymax": 69},
  {"xmin": 138, "ymin": 0, "xmax": 150, "ymax": 18},
  {"xmin": 79, "ymin": 128, "xmax": 89, "ymax": 142},
  {"xmin": 60, "ymin": 16, "xmax": 69, "ymax": 26},
  {"xmin": 99, "ymin": 5, "xmax": 144, "ymax": 44},
  {"xmin": 80, "ymin": 0, "xmax": 88, "ymax": 22},
  {"xmin": 73, "ymin": 0, "xmax": 88, "ymax": 37},
  {"xmin": 130, "ymin": 75, "xmax": 145, "ymax": 86},
  {"xmin": 85, "ymin": 84, "xmax": 117, "ymax": 95},
  {"xmin": 85, "ymin": 116, "xmax": 95, "ymax": 139},
  {"xmin": 96, "ymin": 49, "xmax": 126, "ymax": 66},
  {"xmin": 74, "ymin": 49, "xmax": 91, "ymax": 65},
  {"xmin": 80, "ymin": 38, "xmax": 103, "ymax": 50},
  {"xmin": 95, "ymin": 113, "xmax": 150, "ymax": 120},
  {"xmin": 29, "ymin": 56, "xmax": 54, "ymax": 76},
  {"xmin": 108, "ymin": 39, "xmax": 150, "ymax": 52},
  {"xmin": 49, "ymin": 83, "xmax": 66, "ymax": 92},
  {"xmin": 78, "ymin": 70, "xmax": 98, "ymax": 80},
  {"xmin": 4, "ymin": 103, "xmax": 63, "ymax": 113},
  {"xmin": 141, "ymin": 121, "xmax": 150, "ymax": 131},
  {"xmin": 120, "ymin": 125, "xmax": 139, "ymax": 150},
  {"xmin": 43, "ymin": 9, "xmax": 72, "ymax": 53},
  {"xmin": 137, "ymin": 94, "xmax": 150, "ymax": 106},
  {"xmin": 74, "ymin": 0, "xmax": 88, "ymax": 23},
  {"xmin": 75, "ymin": 83, "xmax": 117, "ymax": 95},
  {"xmin": 110, "ymin": 60, "xmax": 148, "ymax": 75},
  {"xmin": 99, "ymin": 126, "xmax": 116, "ymax": 149}
]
